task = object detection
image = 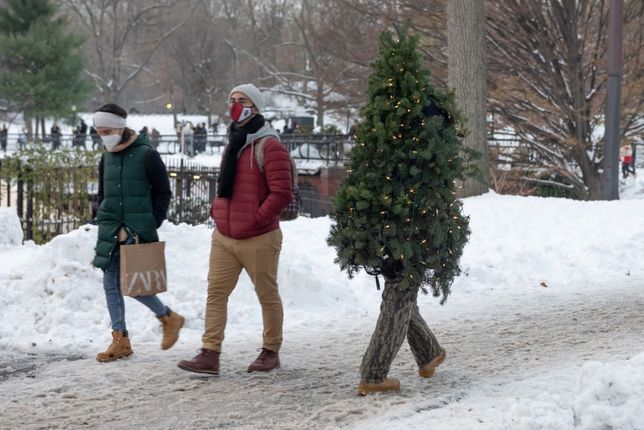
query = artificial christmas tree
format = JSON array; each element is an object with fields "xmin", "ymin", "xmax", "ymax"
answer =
[{"xmin": 327, "ymin": 29, "xmax": 470, "ymax": 394}]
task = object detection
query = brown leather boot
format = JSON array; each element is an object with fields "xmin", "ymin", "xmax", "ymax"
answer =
[
  {"xmin": 357, "ymin": 378, "xmax": 401, "ymax": 396},
  {"xmin": 96, "ymin": 331, "xmax": 133, "ymax": 362},
  {"xmin": 418, "ymin": 349, "xmax": 447, "ymax": 378},
  {"xmin": 247, "ymin": 348, "xmax": 280, "ymax": 372},
  {"xmin": 158, "ymin": 311, "xmax": 184, "ymax": 350},
  {"xmin": 177, "ymin": 349, "xmax": 220, "ymax": 375}
]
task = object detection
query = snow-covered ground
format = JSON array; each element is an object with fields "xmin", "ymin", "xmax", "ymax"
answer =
[{"xmin": 1, "ymin": 190, "xmax": 643, "ymax": 429}]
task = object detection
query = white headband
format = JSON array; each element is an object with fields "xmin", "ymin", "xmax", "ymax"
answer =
[{"xmin": 93, "ymin": 111, "xmax": 126, "ymax": 128}]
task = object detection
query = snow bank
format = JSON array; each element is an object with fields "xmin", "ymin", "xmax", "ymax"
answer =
[
  {"xmin": 0, "ymin": 226, "xmax": 102, "ymax": 352},
  {"xmin": 0, "ymin": 218, "xmax": 378, "ymax": 354},
  {"xmin": 1, "ymin": 193, "xmax": 643, "ymax": 428},
  {"xmin": 0, "ymin": 208, "xmax": 23, "ymax": 247},
  {"xmin": 574, "ymin": 352, "xmax": 644, "ymax": 430},
  {"xmin": 503, "ymin": 353, "xmax": 644, "ymax": 430},
  {"xmin": 358, "ymin": 352, "xmax": 644, "ymax": 430},
  {"xmin": 454, "ymin": 192, "xmax": 644, "ymax": 299},
  {"xmin": 1, "ymin": 191, "xmax": 642, "ymax": 355}
]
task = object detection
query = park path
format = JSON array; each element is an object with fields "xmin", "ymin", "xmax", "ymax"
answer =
[{"xmin": 1, "ymin": 279, "xmax": 642, "ymax": 430}]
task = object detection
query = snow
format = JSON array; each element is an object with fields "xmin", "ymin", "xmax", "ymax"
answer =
[
  {"xmin": 0, "ymin": 207, "xmax": 23, "ymax": 247},
  {"xmin": 618, "ymin": 169, "xmax": 644, "ymax": 200},
  {"xmin": 1, "ymin": 192, "xmax": 643, "ymax": 429},
  {"xmin": 574, "ymin": 353, "xmax": 644, "ymax": 430}
]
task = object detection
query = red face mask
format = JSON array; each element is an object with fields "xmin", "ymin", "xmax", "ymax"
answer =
[{"xmin": 229, "ymin": 102, "xmax": 254, "ymax": 123}]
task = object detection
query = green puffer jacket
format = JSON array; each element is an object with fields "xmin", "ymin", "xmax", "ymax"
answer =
[{"xmin": 93, "ymin": 135, "xmax": 158, "ymax": 271}]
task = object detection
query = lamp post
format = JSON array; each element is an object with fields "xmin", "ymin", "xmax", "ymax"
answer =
[
  {"xmin": 166, "ymin": 101, "xmax": 177, "ymax": 130},
  {"xmin": 602, "ymin": 0, "xmax": 623, "ymax": 200}
]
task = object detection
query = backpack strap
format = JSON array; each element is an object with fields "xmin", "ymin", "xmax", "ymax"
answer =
[
  {"xmin": 254, "ymin": 137, "xmax": 269, "ymax": 172},
  {"xmin": 254, "ymin": 136, "xmax": 298, "ymax": 187}
]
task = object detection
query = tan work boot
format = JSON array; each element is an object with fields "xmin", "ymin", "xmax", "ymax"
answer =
[
  {"xmin": 357, "ymin": 377, "xmax": 401, "ymax": 396},
  {"xmin": 158, "ymin": 311, "xmax": 184, "ymax": 350},
  {"xmin": 419, "ymin": 348, "xmax": 447, "ymax": 378},
  {"xmin": 96, "ymin": 331, "xmax": 133, "ymax": 362}
]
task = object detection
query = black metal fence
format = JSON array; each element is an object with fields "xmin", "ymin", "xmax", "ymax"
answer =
[
  {"xmin": 0, "ymin": 158, "xmax": 221, "ymax": 242},
  {"xmin": 298, "ymin": 183, "xmax": 334, "ymax": 218},
  {"xmin": 162, "ymin": 159, "xmax": 337, "ymax": 223},
  {"xmin": 165, "ymin": 159, "xmax": 218, "ymax": 227},
  {"xmin": 0, "ymin": 155, "xmax": 315, "ymax": 243},
  {"xmin": 0, "ymin": 158, "xmax": 98, "ymax": 242},
  {"xmin": 1, "ymin": 132, "xmax": 353, "ymax": 165},
  {"xmin": 142, "ymin": 132, "xmax": 351, "ymax": 167}
]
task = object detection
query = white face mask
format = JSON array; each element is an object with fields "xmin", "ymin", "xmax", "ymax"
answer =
[{"xmin": 101, "ymin": 133, "xmax": 122, "ymax": 150}]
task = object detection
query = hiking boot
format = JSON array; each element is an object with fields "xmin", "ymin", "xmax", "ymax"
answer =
[
  {"xmin": 357, "ymin": 378, "xmax": 401, "ymax": 396},
  {"xmin": 177, "ymin": 349, "xmax": 220, "ymax": 375},
  {"xmin": 419, "ymin": 348, "xmax": 447, "ymax": 378},
  {"xmin": 247, "ymin": 348, "xmax": 280, "ymax": 372},
  {"xmin": 158, "ymin": 311, "xmax": 184, "ymax": 350},
  {"xmin": 96, "ymin": 331, "xmax": 133, "ymax": 362}
]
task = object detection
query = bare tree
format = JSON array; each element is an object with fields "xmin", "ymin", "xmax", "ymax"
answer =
[
  {"xmin": 448, "ymin": 0, "xmax": 489, "ymax": 196},
  {"xmin": 313, "ymin": 0, "xmax": 391, "ymax": 119},
  {"xmin": 166, "ymin": 3, "xmax": 234, "ymax": 123},
  {"xmin": 487, "ymin": 0, "xmax": 643, "ymax": 199},
  {"xmin": 224, "ymin": 0, "xmax": 365, "ymax": 127},
  {"xmin": 56, "ymin": 0, "xmax": 451, "ymax": 125},
  {"xmin": 335, "ymin": 0, "xmax": 448, "ymax": 85},
  {"xmin": 62, "ymin": 0, "xmax": 196, "ymax": 103}
]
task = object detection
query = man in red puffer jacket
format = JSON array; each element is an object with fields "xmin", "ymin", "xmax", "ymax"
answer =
[{"xmin": 178, "ymin": 84, "xmax": 292, "ymax": 375}]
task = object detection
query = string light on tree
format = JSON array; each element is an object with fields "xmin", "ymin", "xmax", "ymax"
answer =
[{"xmin": 328, "ymin": 29, "xmax": 470, "ymax": 305}]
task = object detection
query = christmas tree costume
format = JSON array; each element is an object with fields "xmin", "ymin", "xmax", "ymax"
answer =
[{"xmin": 328, "ymin": 29, "xmax": 470, "ymax": 394}]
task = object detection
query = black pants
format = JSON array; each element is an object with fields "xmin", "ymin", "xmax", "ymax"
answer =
[{"xmin": 622, "ymin": 162, "xmax": 635, "ymax": 178}]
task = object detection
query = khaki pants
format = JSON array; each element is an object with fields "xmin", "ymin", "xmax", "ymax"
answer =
[{"xmin": 202, "ymin": 229, "xmax": 283, "ymax": 352}]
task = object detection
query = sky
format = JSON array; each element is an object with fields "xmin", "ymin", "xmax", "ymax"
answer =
[{"xmin": 1, "ymin": 183, "xmax": 643, "ymax": 429}]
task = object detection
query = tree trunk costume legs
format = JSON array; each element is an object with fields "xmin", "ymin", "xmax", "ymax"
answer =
[
  {"xmin": 360, "ymin": 280, "xmax": 444, "ymax": 384},
  {"xmin": 407, "ymin": 301, "xmax": 443, "ymax": 368}
]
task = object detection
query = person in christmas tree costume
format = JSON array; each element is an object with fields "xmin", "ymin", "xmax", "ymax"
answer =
[{"xmin": 328, "ymin": 29, "xmax": 470, "ymax": 395}]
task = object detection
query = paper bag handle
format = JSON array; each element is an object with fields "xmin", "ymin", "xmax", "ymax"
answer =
[{"xmin": 124, "ymin": 226, "xmax": 140, "ymax": 244}]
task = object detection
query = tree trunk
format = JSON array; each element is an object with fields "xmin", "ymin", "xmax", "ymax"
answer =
[
  {"xmin": 585, "ymin": 169, "xmax": 603, "ymax": 200},
  {"xmin": 24, "ymin": 113, "xmax": 33, "ymax": 142},
  {"xmin": 316, "ymin": 82, "xmax": 325, "ymax": 129},
  {"xmin": 360, "ymin": 280, "xmax": 442, "ymax": 383},
  {"xmin": 448, "ymin": 0, "xmax": 488, "ymax": 197}
]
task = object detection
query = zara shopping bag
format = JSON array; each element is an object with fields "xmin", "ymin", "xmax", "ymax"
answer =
[{"xmin": 119, "ymin": 240, "xmax": 167, "ymax": 297}]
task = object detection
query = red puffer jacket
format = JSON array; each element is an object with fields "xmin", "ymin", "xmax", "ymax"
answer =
[{"xmin": 211, "ymin": 136, "xmax": 292, "ymax": 239}]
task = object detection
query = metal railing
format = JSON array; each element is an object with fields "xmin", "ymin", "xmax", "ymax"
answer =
[
  {"xmin": 1, "ymin": 131, "xmax": 541, "ymax": 168},
  {"xmin": 0, "ymin": 132, "xmax": 354, "ymax": 166},
  {"xmin": 0, "ymin": 156, "xmax": 326, "ymax": 243},
  {"xmin": 165, "ymin": 159, "xmax": 218, "ymax": 226},
  {"xmin": 0, "ymin": 158, "xmax": 98, "ymax": 242}
]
